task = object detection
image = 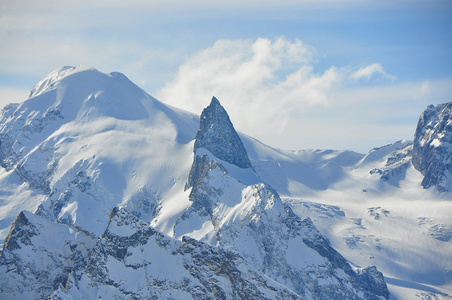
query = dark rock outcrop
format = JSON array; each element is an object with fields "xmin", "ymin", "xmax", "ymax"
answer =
[
  {"xmin": 194, "ymin": 97, "xmax": 252, "ymax": 169},
  {"xmin": 412, "ymin": 102, "xmax": 452, "ymax": 191}
]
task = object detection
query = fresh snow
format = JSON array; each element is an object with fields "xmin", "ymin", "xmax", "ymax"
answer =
[{"xmin": 0, "ymin": 66, "xmax": 197, "ymax": 239}]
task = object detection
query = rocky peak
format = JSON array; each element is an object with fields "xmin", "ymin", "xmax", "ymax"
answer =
[
  {"xmin": 0, "ymin": 211, "xmax": 96, "ymax": 299},
  {"xmin": 194, "ymin": 96, "xmax": 252, "ymax": 169},
  {"xmin": 412, "ymin": 101, "xmax": 452, "ymax": 191}
]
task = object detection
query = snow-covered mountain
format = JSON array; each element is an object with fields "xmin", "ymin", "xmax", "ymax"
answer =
[
  {"xmin": 2, "ymin": 208, "xmax": 303, "ymax": 299},
  {"xmin": 0, "ymin": 66, "xmax": 451, "ymax": 299}
]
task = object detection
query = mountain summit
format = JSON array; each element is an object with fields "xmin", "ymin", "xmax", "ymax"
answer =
[{"xmin": 194, "ymin": 96, "xmax": 252, "ymax": 169}]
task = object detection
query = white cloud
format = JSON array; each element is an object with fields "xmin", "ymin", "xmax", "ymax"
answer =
[
  {"xmin": 157, "ymin": 37, "xmax": 452, "ymax": 152},
  {"xmin": 157, "ymin": 37, "xmax": 339, "ymax": 138},
  {"xmin": 420, "ymin": 80, "xmax": 431, "ymax": 95},
  {"xmin": 350, "ymin": 63, "xmax": 396, "ymax": 81}
]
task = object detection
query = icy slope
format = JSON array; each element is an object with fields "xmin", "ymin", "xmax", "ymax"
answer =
[
  {"xmin": 241, "ymin": 135, "xmax": 364, "ymax": 196},
  {"xmin": 284, "ymin": 167, "xmax": 452, "ymax": 299}
]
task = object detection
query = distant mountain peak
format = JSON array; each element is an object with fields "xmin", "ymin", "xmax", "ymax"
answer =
[{"xmin": 194, "ymin": 96, "xmax": 252, "ymax": 169}]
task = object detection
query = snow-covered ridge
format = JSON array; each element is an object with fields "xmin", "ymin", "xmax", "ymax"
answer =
[
  {"xmin": 1, "ymin": 207, "xmax": 303, "ymax": 299},
  {"xmin": 29, "ymin": 66, "xmax": 92, "ymax": 98},
  {"xmin": 0, "ymin": 65, "xmax": 198, "ymax": 239}
]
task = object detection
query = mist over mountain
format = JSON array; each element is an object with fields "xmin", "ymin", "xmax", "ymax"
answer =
[{"xmin": 0, "ymin": 66, "xmax": 450, "ymax": 299}]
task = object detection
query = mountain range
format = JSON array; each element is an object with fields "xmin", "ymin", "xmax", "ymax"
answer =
[{"xmin": 0, "ymin": 66, "xmax": 450, "ymax": 299}]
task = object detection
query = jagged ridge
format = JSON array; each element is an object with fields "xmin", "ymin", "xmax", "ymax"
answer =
[{"xmin": 0, "ymin": 208, "xmax": 302, "ymax": 299}]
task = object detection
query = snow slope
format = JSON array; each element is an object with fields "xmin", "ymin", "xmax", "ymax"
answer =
[
  {"xmin": 0, "ymin": 66, "xmax": 198, "ymax": 241},
  {"xmin": 241, "ymin": 137, "xmax": 452, "ymax": 299}
]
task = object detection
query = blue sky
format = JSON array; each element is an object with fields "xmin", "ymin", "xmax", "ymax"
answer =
[{"xmin": 1, "ymin": 0, "xmax": 451, "ymax": 152}]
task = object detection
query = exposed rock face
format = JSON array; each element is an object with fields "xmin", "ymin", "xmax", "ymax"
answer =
[
  {"xmin": 368, "ymin": 141, "xmax": 413, "ymax": 187},
  {"xmin": 357, "ymin": 266, "xmax": 389, "ymax": 299},
  {"xmin": 194, "ymin": 97, "xmax": 252, "ymax": 169},
  {"xmin": 185, "ymin": 154, "xmax": 228, "ymax": 217},
  {"xmin": 0, "ymin": 211, "xmax": 96, "ymax": 299},
  {"xmin": 412, "ymin": 102, "xmax": 452, "ymax": 191},
  {"xmin": 0, "ymin": 208, "xmax": 302, "ymax": 299},
  {"xmin": 74, "ymin": 208, "xmax": 302, "ymax": 299}
]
